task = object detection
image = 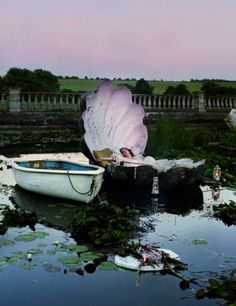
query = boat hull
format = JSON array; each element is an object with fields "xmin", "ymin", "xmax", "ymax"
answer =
[{"xmin": 12, "ymin": 160, "xmax": 105, "ymax": 203}]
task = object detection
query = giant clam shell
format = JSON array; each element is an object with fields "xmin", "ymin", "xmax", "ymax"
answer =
[{"xmin": 82, "ymin": 80, "xmax": 147, "ymax": 157}]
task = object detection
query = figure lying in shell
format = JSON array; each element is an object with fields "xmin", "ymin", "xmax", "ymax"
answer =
[{"xmin": 82, "ymin": 80, "xmax": 205, "ymax": 190}]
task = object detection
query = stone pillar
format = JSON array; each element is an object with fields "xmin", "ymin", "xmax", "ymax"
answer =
[
  {"xmin": 9, "ymin": 88, "xmax": 21, "ymax": 112},
  {"xmin": 197, "ymin": 92, "xmax": 205, "ymax": 112}
]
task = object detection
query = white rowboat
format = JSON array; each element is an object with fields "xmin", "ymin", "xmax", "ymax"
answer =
[{"xmin": 12, "ymin": 159, "xmax": 105, "ymax": 203}]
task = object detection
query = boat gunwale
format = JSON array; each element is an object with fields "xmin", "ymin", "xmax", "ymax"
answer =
[{"xmin": 12, "ymin": 159, "xmax": 105, "ymax": 176}]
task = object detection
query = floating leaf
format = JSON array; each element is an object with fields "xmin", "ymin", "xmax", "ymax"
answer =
[
  {"xmin": 98, "ymin": 261, "xmax": 119, "ymax": 271},
  {"xmin": 15, "ymin": 231, "xmax": 49, "ymax": 242},
  {"xmin": 8, "ymin": 257, "xmax": 19, "ymax": 265},
  {"xmin": 11, "ymin": 251, "xmax": 25, "ymax": 259},
  {"xmin": 0, "ymin": 239, "xmax": 15, "ymax": 247},
  {"xmin": 80, "ymin": 252, "xmax": 104, "ymax": 262},
  {"xmin": 58, "ymin": 256, "xmax": 82, "ymax": 267},
  {"xmin": 192, "ymin": 239, "xmax": 208, "ymax": 245},
  {"xmin": 21, "ymin": 263, "xmax": 36, "ymax": 270},
  {"xmin": 26, "ymin": 249, "xmax": 44, "ymax": 256},
  {"xmin": 208, "ymin": 278, "xmax": 221, "ymax": 289},
  {"xmin": 0, "ymin": 256, "xmax": 8, "ymax": 267},
  {"xmin": 47, "ymin": 249, "xmax": 57, "ymax": 255},
  {"xmin": 66, "ymin": 244, "xmax": 89, "ymax": 253},
  {"xmin": 43, "ymin": 263, "xmax": 61, "ymax": 273}
]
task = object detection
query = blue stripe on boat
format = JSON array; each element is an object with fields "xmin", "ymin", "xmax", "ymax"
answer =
[{"xmin": 16, "ymin": 161, "xmax": 97, "ymax": 171}]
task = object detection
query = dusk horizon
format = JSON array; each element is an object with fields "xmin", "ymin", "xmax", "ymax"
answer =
[{"xmin": 1, "ymin": 0, "xmax": 236, "ymax": 81}]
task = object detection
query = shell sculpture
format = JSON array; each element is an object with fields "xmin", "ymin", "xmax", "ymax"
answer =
[
  {"xmin": 82, "ymin": 80, "xmax": 148, "ymax": 158},
  {"xmin": 225, "ymin": 109, "xmax": 236, "ymax": 129}
]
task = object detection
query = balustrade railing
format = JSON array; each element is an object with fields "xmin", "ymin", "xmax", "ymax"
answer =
[
  {"xmin": 205, "ymin": 96, "xmax": 236, "ymax": 110},
  {"xmin": 0, "ymin": 89, "xmax": 235, "ymax": 113},
  {"xmin": 20, "ymin": 92, "xmax": 82, "ymax": 111},
  {"xmin": 133, "ymin": 94, "xmax": 196, "ymax": 110}
]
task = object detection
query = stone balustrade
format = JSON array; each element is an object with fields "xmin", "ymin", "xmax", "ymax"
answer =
[
  {"xmin": 205, "ymin": 96, "xmax": 236, "ymax": 110},
  {"xmin": 133, "ymin": 94, "xmax": 196, "ymax": 110},
  {"xmin": 20, "ymin": 92, "xmax": 82, "ymax": 111},
  {"xmin": 0, "ymin": 89, "xmax": 235, "ymax": 113}
]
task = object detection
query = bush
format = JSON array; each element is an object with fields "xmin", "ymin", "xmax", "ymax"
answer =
[
  {"xmin": 151, "ymin": 116, "xmax": 191, "ymax": 157},
  {"xmin": 164, "ymin": 84, "xmax": 191, "ymax": 95},
  {"xmin": 70, "ymin": 200, "xmax": 140, "ymax": 247},
  {"xmin": 201, "ymin": 81, "xmax": 236, "ymax": 96},
  {"xmin": 133, "ymin": 78, "xmax": 153, "ymax": 94}
]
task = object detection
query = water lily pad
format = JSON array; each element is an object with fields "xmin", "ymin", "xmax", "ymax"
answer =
[
  {"xmin": 192, "ymin": 239, "xmax": 208, "ymax": 245},
  {"xmin": 58, "ymin": 256, "xmax": 82, "ymax": 267},
  {"xmin": 15, "ymin": 231, "xmax": 49, "ymax": 242},
  {"xmin": 66, "ymin": 244, "xmax": 89, "ymax": 253},
  {"xmin": 43, "ymin": 263, "xmax": 61, "ymax": 273},
  {"xmin": 26, "ymin": 249, "xmax": 44, "ymax": 256},
  {"xmin": 98, "ymin": 261, "xmax": 119, "ymax": 271},
  {"xmin": 8, "ymin": 257, "xmax": 19, "ymax": 265},
  {"xmin": 80, "ymin": 252, "xmax": 104, "ymax": 262},
  {"xmin": 47, "ymin": 249, "xmax": 57, "ymax": 255},
  {"xmin": 21, "ymin": 263, "xmax": 36, "ymax": 270},
  {"xmin": 0, "ymin": 239, "xmax": 15, "ymax": 247},
  {"xmin": 11, "ymin": 251, "xmax": 25, "ymax": 259},
  {"xmin": 0, "ymin": 256, "xmax": 8, "ymax": 267}
]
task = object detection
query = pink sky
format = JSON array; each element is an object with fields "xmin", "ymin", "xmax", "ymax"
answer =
[{"xmin": 1, "ymin": 0, "xmax": 236, "ymax": 80}]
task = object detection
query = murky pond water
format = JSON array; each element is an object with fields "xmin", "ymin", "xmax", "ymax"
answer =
[{"xmin": 0, "ymin": 155, "xmax": 235, "ymax": 306}]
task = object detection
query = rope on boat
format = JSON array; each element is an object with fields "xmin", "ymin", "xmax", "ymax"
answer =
[{"xmin": 66, "ymin": 171, "xmax": 97, "ymax": 196}]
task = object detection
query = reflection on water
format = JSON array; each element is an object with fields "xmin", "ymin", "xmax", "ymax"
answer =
[
  {"xmin": 0, "ymin": 154, "xmax": 236, "ymax": 306},
  {"xmin": 12, "ymin": 186, "xmax": 79, "ymax": 230}
]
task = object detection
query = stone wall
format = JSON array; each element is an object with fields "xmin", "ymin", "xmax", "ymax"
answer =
[
  {"xmin": 0, "ymin": 111, "xmax": 82, "ymax": 149},
  {"xmin": 0, "ymin": 89, "xmax": 233, "ymax": 149}
]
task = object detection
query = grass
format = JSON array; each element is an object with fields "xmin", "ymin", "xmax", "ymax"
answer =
[{"xmin": 58, "ymin": 79, "xmax": 236, "ymax": 95}]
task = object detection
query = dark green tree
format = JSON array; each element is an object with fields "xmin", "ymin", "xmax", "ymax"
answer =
[
  {"xmin": 164, "ymin": 84, "xmax": 191, "ymax": 95},
  {"xmin": 201, "ymin": 81, "xmax": 236, "ymax": 96},
  {"xmin": 3, "ymin": 67, "xmax": 59, "ymax": 92},
  {"xmin": 133, "ymin": 78, "xmax": 153, "ymax": 94},
  {"xmin": 34, "ymin": 69, "xmax": 59, "ymax": 91},
  {"xmin": 201, "ymin": 81, "xmax": 219, "ymax": 96}
]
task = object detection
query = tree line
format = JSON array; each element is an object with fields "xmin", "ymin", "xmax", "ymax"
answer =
[
  {"xmin": 0, "ymin": 68, "xmax": 236, "ymax": 96},
  {"xmin": 0, "ymin": 68, "xmax": 59, "ymax": 92}
]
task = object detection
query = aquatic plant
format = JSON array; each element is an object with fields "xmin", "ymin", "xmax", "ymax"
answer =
[
  {"xmin": 145, "ymin": 116, "xmax": 236, "ymax": 191},
  {"xmin": 70, "ymin": 200, "xmax": 140, "ymax": 247},
  {"xmin": 213, "ymin": 200, "xmax": 236, "ymax": 226},
  {"xmin": 196, "ymin": 277, "xmax": 236, "ymax": 304},
  {"xmin": 150, "ymin": 116, "xmax": 191, "ymax": 157},
  {"xmin": 0, "ymin": 206, "xmax": 38, "ymax": 235}
]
